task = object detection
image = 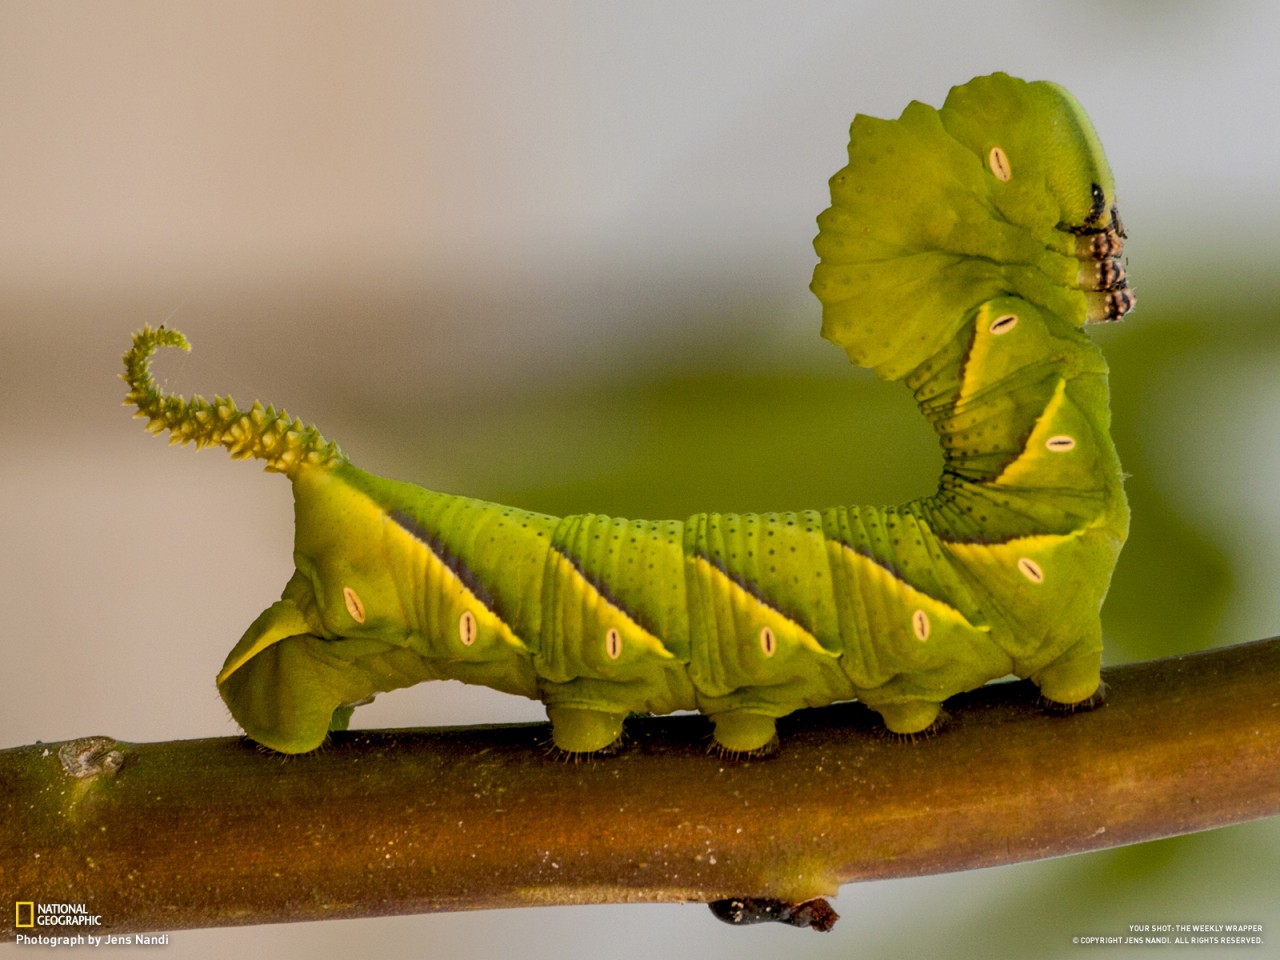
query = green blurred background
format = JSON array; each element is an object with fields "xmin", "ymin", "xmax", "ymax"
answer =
[{"xmin": 2, "ymin": 2, "xmax": 1277, "ymax": 957}]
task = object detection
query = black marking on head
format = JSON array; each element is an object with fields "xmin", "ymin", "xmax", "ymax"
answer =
[
  {"xmin": 388, "ymin": 509, "xmax": 506, "ymax": 618},
  {"xmin": 1087, "ymin": 183, "xmax": 1106, "ymax": 225},
  {"xmin": 1065, "ymin": 187, "xmax": 1117, "ymax": 238}
]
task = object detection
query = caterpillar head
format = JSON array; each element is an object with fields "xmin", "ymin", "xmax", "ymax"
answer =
[
  {"xmin": 939, "ymin": 75, "xmax": 1134, "ymax": 325},
  {"xmin": 811, "ymin": 72, "xmax": 1132, "ymax": 382}
]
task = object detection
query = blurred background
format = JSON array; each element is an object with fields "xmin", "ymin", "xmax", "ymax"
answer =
[{"xmin": 2, "ymin": 1, "xmax": 1277, "ymax": 957}]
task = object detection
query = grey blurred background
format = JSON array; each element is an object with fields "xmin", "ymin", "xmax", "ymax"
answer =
[{"xmin": 3, "ymin": 1, "xmax": 1278, "ymax": 957}]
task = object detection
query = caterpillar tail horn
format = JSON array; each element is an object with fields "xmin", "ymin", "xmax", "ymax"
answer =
[{"xmin": 121, "ymin": 326, "xmax": 344, "ymax": 478}]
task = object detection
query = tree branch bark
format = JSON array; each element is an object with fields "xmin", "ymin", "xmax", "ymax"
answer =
[{"xmin": 4, "ymin": 637, "xmax": 1279, "ymax": 937}]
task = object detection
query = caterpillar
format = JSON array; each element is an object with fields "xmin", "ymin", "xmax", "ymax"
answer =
[{"xmin": 123, "ymin": 72, "xmax": 1132, "ymax": 756}]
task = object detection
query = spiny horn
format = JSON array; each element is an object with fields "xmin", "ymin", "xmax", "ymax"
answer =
[{"xmin": 122, "ymin": 326, "xmax": 344, "ymax": 478}]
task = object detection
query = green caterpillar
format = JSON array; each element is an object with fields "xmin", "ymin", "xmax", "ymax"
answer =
[{"xmin": 123, "ymin": 72, "xmax": 1132, "ymax": 756}]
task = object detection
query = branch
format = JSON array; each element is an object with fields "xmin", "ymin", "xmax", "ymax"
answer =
[{"xmin": 4, "ymin": 638, "xmax": 1279, "ymax": 937}]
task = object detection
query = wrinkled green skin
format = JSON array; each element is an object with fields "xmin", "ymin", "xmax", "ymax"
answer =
[{"xmin": 124, "ymin": 73, "xmax": 1132, "ymax": 755}]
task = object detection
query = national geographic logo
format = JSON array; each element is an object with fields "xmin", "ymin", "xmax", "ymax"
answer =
[{"xmin": 14, "ymin": 901, "xmax": 102, "ymax": 928}]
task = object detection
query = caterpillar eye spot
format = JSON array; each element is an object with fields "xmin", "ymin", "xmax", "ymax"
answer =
[
  {"xmin": 1017, "ymin": 558, "xmax": 1045, "ymax": 584},
  {"xmin": 759, "ymin": 626, "xmax": 778, "ymax": 657},
  {"xmin": 911, "ymin": 609, "xmax": 931, "ymax": 642},
  {"xmin": 605, "ymin": 627, "xmax": 623, "ymax": 660},
  {"xmin": 987, "ymin": 145, "xmax": 1012, "ymax": 182},
  {"xmin": 989, "ymin": 313, "xmax": 1018, "ymax": 335},
  {"xmin": 342, "ymin": 586, "xmax": 366, "ymax": 623},
  {"xmin": 459, "ymin": 610, "xmax": 478, "ymax": 646},
  {"xmin": 1046, "ymin": 435, "xmax": 1076, "ymax": 451}
]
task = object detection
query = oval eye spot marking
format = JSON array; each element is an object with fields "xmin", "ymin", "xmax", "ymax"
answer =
[
  {"xmin": 1017, "ymin": 558, "xmax": 1044, "ymax": 584},
  {"xmin": 759, "ymin": 626, "xmax": 777, "ymax": 657},
  {"xmin": 459, "ymin": 610, "xmax": 478, "ymax": 646},
  {"xmin": 343, "ymin": 586, "xmax": 366, "ymax": 624},
  {"xmin": 605, "ymin": 627, "xmax": 623, "ymax": 660},
  {"xmin": 988, "ymin": 145, "xmax": 1012, "ymax": 182},
  {"xmin": 911, "ymin": 609, "xmax": 930, "ymax": 642},
  {"xmin": 989, "ymin": 313, "xmax": 1018, "ymax": 335},
  {"xmin": 1046, "ymin": 435, "xmax": 1076, "ymax": 452}
]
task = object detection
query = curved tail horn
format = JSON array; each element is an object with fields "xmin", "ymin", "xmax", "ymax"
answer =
[{"xmin": 122, "ymin": 326, "xmax": 344, "ymax": 478}]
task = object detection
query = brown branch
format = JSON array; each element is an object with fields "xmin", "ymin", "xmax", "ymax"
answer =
[{"xmin": 4, "ymin": 637, "xmax": 1279, "ymax": 937}]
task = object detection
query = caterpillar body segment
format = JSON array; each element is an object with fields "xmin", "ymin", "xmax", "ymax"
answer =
[{"xmin": 123, "ymin": 73, "xmax": 1131, "ymax": 755}]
